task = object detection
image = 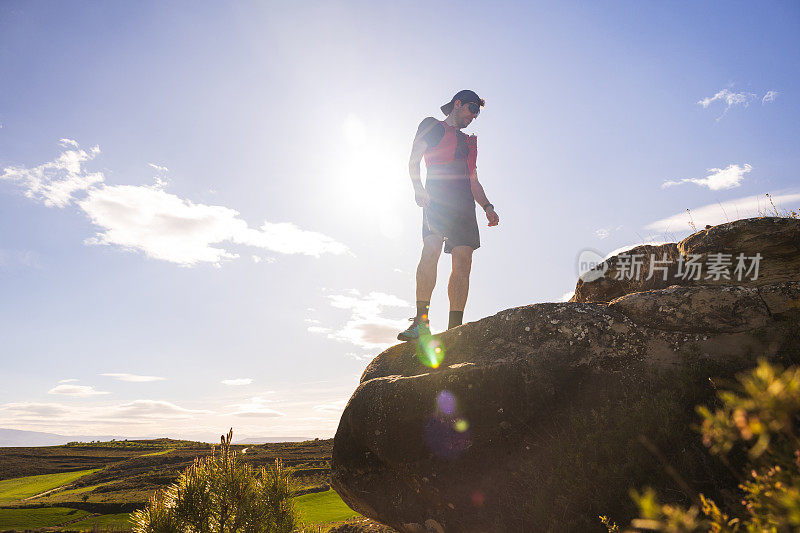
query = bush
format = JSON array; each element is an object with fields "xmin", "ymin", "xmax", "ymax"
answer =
[
  {"xmin": 132, "ymin": 429, "xmax": 298, "ymax": 533},
  {"xmin": 605, "ymin": 359, "xmax": 800, "ymax": 532}
]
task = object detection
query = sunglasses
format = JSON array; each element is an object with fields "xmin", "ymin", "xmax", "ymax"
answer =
[{"xmin": 465, "ymin": 102, "xmax": 481, "ymax": 115}]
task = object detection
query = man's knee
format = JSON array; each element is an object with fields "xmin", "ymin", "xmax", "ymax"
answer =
[
  {"xmin": 451, "ymin": 246, "xmax": 473, "ymax": 276},
  {"xmin": 421, "ymin": 236, "xmax": 444, "ymax": 261}
]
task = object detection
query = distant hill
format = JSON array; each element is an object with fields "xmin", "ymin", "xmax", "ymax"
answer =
[
  {"xmin": 0, "ymin": 428, "xmax": 323, "ymax": 447},
  {"xmin": 0, "ymin": 428, "xmax": 128, "ymax": 447},
  {"xmin": 234, "ymin": 437, "xmax": 317, "ymax": 444}
]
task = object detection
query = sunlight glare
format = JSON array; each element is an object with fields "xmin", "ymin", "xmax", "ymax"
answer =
[
  {"xmin": 342, "ymin": 114, "xmax": 367, "ymax": 147},
  {"xmin": 337, "ymin": 114, "xmax": 407, "ymax": 218}
]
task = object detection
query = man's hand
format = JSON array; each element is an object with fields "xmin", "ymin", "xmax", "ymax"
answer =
[
  {"xmin": 485, "ymin": 206, "xmax": 499, "ymax": 227},
  {"xmin": 414, "ymin": 187, "xmax": 431, "ymax": 208}
]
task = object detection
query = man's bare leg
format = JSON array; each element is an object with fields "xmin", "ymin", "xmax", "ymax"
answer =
[
  {"xmin": 398, "ymin": 235, "xmax": 443, "ymax": 340},
  {"xmin": 416, "ymin": 234, "xmax": 444, "ymax": 303},
  {"xmin": 448, "ymin": 246, "xmax": 473, "ymax": 328}
]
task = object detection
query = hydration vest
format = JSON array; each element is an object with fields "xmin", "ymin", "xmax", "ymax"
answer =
[{"xmin": 423, "ymin": 121, "xmax": 477, "ymax": 210}]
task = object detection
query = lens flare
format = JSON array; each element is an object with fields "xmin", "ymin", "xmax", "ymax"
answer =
[
  {"xmin": 471, "ymin": 490, "xmax": 485, "ymax": 507},
  {"xmin": 425, "ymin": 390, "xmax": 471, "ymax": 459},
  {"xmin": 416, "ymin": 334, "xmax": 445, "ymax": 368},
  {"xmin": 424, "ymin": 414, "xmax": 471, "ymax": 460},
  {"xmin": 436, "ymin": 390, "xmax": 456, "ymax": 415}
]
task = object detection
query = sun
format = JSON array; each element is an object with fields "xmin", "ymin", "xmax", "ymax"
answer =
[{"xmin": 336, "ymin": 114, "xmax": 408, "ymax": 238}]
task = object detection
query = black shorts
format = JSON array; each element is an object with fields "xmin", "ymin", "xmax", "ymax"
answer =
[{"xmin": 422, "ymin": 202, "xmax": 480, "ymax": 254}]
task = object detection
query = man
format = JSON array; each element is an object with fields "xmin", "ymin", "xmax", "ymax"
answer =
[{"xmin": 398, "ymin": 89, "xmax": 500, "ymax": 342}]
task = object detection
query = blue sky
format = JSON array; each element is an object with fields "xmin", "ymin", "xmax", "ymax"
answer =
[{"xmin": 1, "ymin": 1, "xmax": 798, "ymax": 441}]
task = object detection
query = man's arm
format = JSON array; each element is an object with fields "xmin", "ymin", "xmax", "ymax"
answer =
[
  {"xmin": 409, "ymin": 135, "xmax": 430, "ymax": 208},
  {"xmin": 470, "ymin": 171, "xmax": 499, "ymax": 227}
]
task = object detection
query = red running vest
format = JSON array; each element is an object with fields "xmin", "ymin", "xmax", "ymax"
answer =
[{"xmin": 423, "ymin": 121, "xmax": 477, "ymax": 211}]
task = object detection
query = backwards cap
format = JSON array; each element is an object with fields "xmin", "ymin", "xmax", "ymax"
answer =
[{"xmin": 441, "ymin": 89, "xmax": 485, "ymax": 116}]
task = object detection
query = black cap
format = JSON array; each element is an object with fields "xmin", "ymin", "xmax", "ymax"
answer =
[{"xmin": 441, "ymin": 89, "xmax": 485, "ymax": 116}]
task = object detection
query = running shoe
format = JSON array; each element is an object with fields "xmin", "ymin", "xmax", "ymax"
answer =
[{"xmin": 397, "ymin": 317, "xmax": 430, "ymax": 342}]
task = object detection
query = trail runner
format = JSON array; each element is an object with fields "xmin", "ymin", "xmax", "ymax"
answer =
[{"xmin": 398, "ymin": 89, "xmax": 500, "ymax": 342}]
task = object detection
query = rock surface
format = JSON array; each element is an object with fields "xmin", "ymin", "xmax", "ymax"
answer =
[
  {"xmin": 332, "ymin": 217, "xmax": 800, "ymax": 532},
  {"xmin": 573, "ymin": 217, "xmax": 799, "ymax": 304}
]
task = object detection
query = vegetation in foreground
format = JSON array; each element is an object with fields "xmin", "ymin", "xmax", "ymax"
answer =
[
  {"xmin": 604, "ymin": 359, "xmax": 800, "ymax": 532},
  {"xmin": 0, "ymin": 489, "xmax": 360, "ymax": 532},
  {"xmin": 131, "ymin": 429, "xmax": 299, "ymax": 532},
  {"xmin": 0, "ymin": 436, "xmax": 351, "ymax": 532}
]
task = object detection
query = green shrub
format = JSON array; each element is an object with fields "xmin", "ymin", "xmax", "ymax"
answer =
[
  {"xmin": 605, "ymin": 359, "xmax": 800, "ymax": 532},
  {"xmin": 132, "ymin": 429, "xmax": 298, "ymax": 533}
]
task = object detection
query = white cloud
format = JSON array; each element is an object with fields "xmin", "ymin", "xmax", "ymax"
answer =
[
  {"xmin": 307, "ymin": 326, "xmax": 333, "ymax": 334},
  {"xmin": 698, "ymin": 89, "xmax": 756, "ymax": 109},
  {"xmin": 101, "ymin": 373, "xmax": 166, "ymax": 383},
  {"xmin": 345, "ymin": 352, "xmax": 371, "ymax": 361},
  {"xmin": 48, "ymin": 384, "xmax": 109, "ymax": 397},
  {"xmin": 559, "ymin": 291, "xmax": 574, "ymax": 302},
  {"xmin": 697, "ymin": 88, "xmax": 757, "ymax": 119},
  {"xmin": 662, "ymin": 163, "xmax": 751, "ymax": 191},
  {"xmin": 324, "ymin": 290, "xmax": 410, "ymax": 350},
  {"xmin": 2, "ymin": 140, "xmax": 348, "ymax": 266},
  {"xmin": 645, "ymin": 192, "xmax": 800, "ymax": 233},
  {"xmin": 112, "ymin": 400, "xmax": 211, "ymax": 419},
  {"xmin": 79, "ymin": 184, "xmax": 248, "ymax": 265},
  {"xmin": 332, "ymin": 318, "xmax": 407, "ymax": 350},
  {"xmin": 313, "ymin": 399, "xmax": 348, "ymax": 413},
  {"xmin": 604, "ymin": 242, "xmax": 669, "ymax": 260},
  {"xmin": 0, "ymin": 140, "xmax": 103, "ymax": 207},
  {"xmin": 252, "ymin": 255, "xmax": 276, "ymax": 264},
  {"xmin": 328, "ymin": 290, "xmax": 408, "ymax": 316},
  {"xmin": 221, "ymin": 378, "xmax": 253, "ymax": 386},
  {"xmin": 147, "ymin": 163, "xmax": 169, "ymax": 188},
  {"xmin": 0, "ymin": 398, "xmax": 212, "ymax": 430},
  {"xmin": 698, "ymin": 88, "xmax": 778, "ymax": 119},
  {"xmin": 595, "ymin": 228, "xmax": 609, "ymax": 239},
  {"xmin": 0, "ymin": 402, "xmax": 71, "ymax": 418},
  {"xmin": 230, "ymin": 397, "xmax": 285, "ymax": 417},
  {"xmin": 79, "ymin": 187, "xmax": 348, "ymax": 265},
  {"xmin": 58, "ymin": 379, "xmax": 79, "ymax": 383},
  {"xmin": 234, "ymin": 222, "xmax": 348, "ymax": 257}
]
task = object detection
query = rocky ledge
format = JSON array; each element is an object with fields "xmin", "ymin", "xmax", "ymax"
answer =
[{"xmin": 331, "ymin": 217, "xmax": 800, "ymax": 532}]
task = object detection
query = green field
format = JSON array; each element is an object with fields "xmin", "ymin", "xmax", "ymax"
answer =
[
  {"xmin": 51, "ymin": 483, "xmax": 104, "ymax": 497},
  {"xmin": 0, "ymin": 439, "xmax": 340, "ymax": 530},
  {"xmin": 0, "ymin": 492, "xmax": 353, "ymax": 531},
  {"xmin": 61, "ymin": 512, "xmax": 132, "ymax": 531},
  {"xmin": 0, "ymin": 507, "xmax": 90, "ymax": 529},
  {"xmin": 140, "ymin": 448, "xmax": 173, "ymax": 457},
  {"xmin": 294, "ymin": 489, "xmax": 359, "ymax": 524},
  {"xmin": 0, "ymin": 469, "xmax": 101, "ymax": 503}
]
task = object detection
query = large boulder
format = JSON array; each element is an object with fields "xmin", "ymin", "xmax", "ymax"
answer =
[
  {"xmin": 573, "ymin": 217, "xmax": 800, "ymax": 304},
  {"xmin": 332, "ymin": 217, "xmax": 800, "ymax": 532}
]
